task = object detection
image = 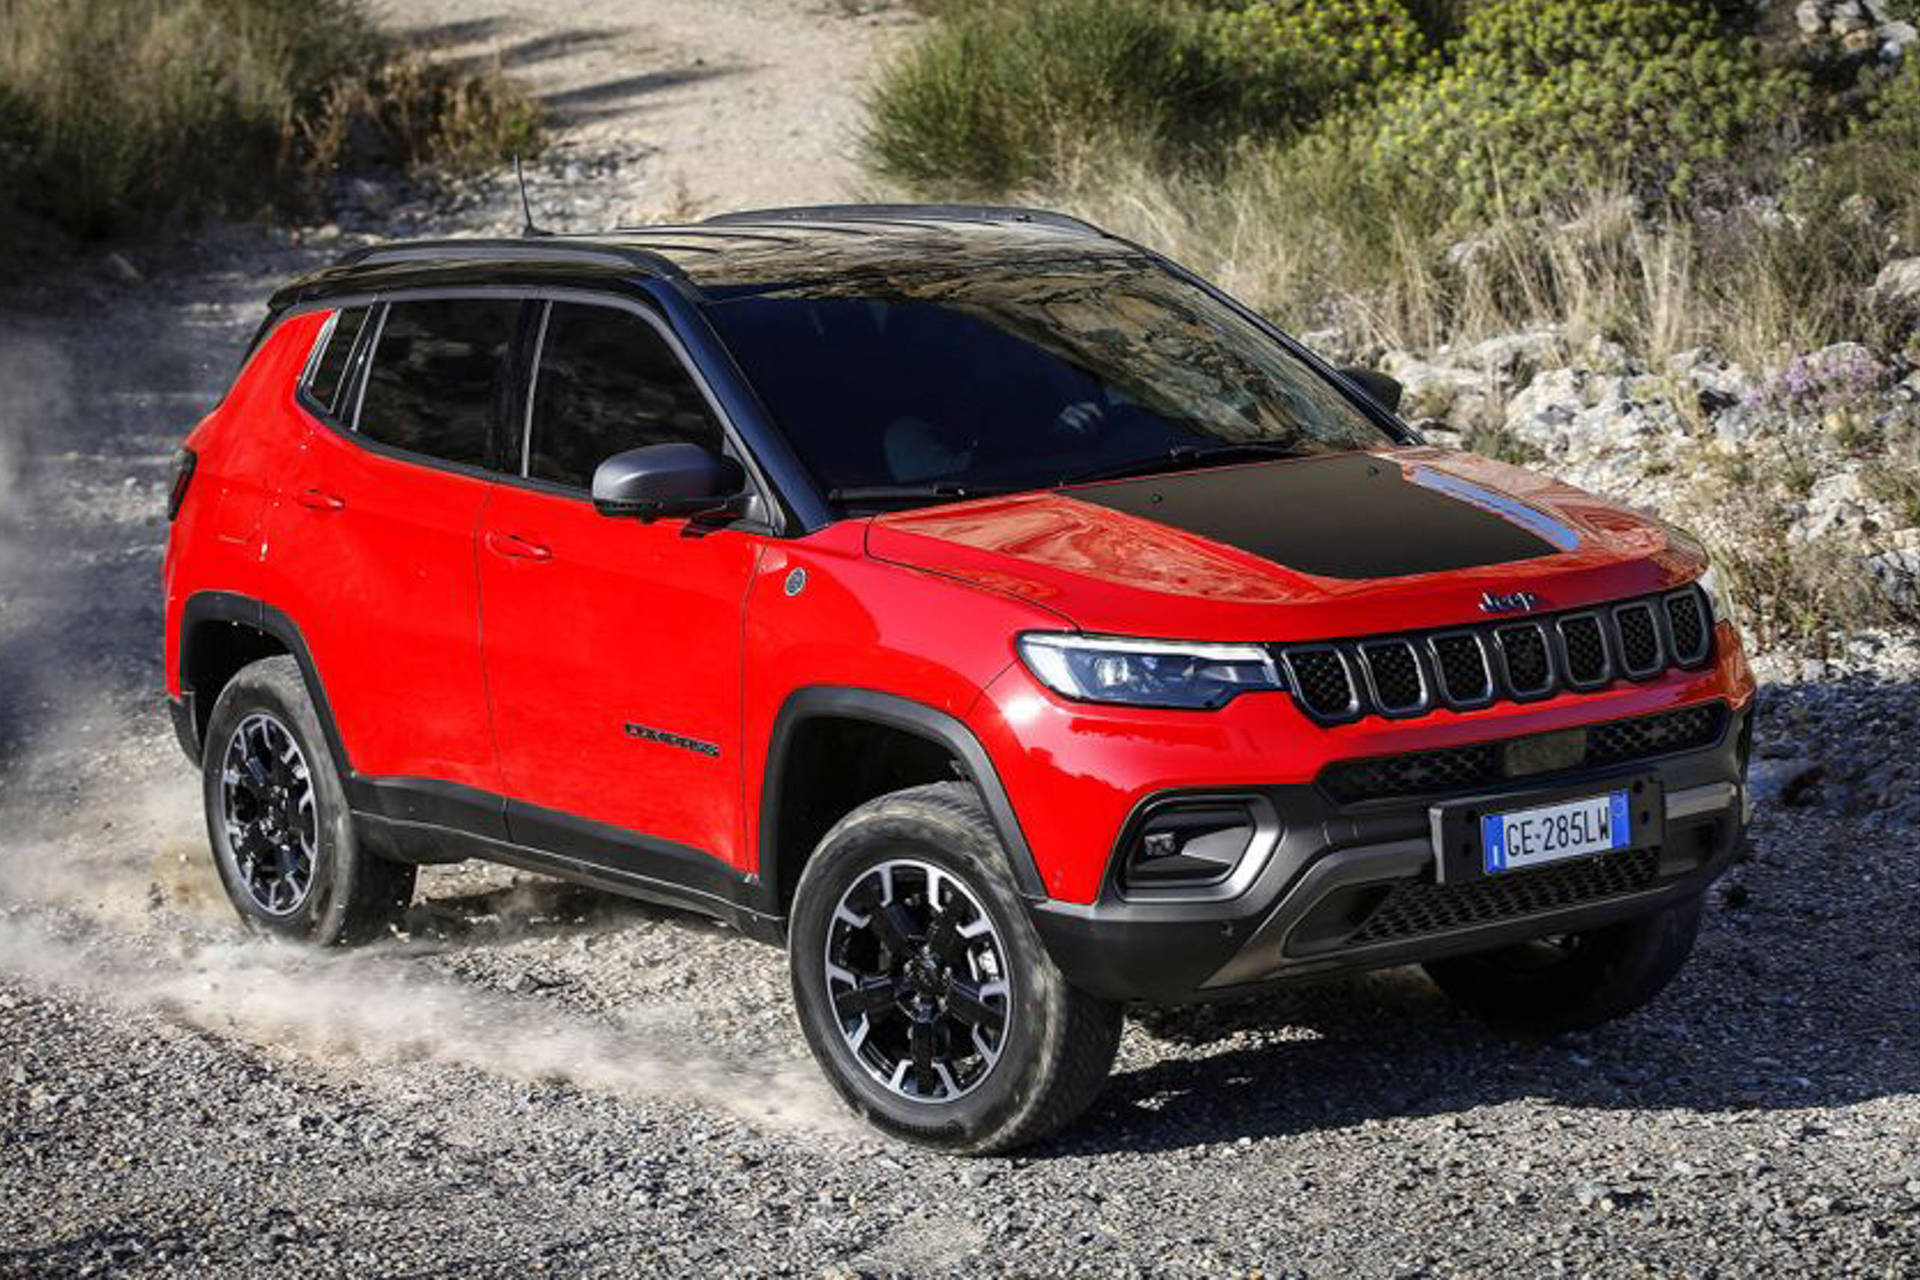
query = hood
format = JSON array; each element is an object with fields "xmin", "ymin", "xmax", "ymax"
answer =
[{"xmin": 866, "ymin": 448, "xmax": 1705, "ymax": 641}]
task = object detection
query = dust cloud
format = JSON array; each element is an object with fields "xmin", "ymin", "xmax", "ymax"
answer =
[{"xmin": 0, "ymin": 310, "xmax": 850, "ymax": 1142}]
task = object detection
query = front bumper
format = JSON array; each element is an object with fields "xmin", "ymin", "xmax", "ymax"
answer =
[{"xmin": 1030, "ymin": 704, "xmax": 1750, "ymax": 1004}]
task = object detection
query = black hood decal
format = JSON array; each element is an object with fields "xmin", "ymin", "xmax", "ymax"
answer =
[{"xmin": 1064, "ymin": 454, "xmax": 1570, "ymax": 580}]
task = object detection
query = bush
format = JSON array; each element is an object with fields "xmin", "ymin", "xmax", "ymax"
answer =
[
  {"xmin": 1326, "ymin": 0, "xmax": 1806, "ymax": 218},
  {"xmin": 0, "ymin": 0, "xmax": 539, "ymax": 243},
  {"xmin": 1200, "ymin": 0, "xmax": 1428, "ymax": 136},
  {"xmin": 865, "ymin": 0, "xmax": 1215, "ymax": 193}
]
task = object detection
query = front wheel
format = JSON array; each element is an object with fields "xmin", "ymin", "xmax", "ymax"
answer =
[
  {"xmin": 788, "ymin": 783, "xmax": 1121, "ymax": 1154},
  {"xmin": 1422, "ymin": 894, "xmax": 1704, "ymax": 1034}
]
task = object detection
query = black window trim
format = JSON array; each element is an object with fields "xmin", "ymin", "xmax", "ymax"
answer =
[
  {"xmin": 277, "ymin": 282, "xmax": 797, "ymax": 534},
  {"xmin": 294, "ymin": 304, "xmax": 377, "ymax": 427},
  {"xmin": 499, "ymin": 289, "xmax": 778, "ymax": 531}
]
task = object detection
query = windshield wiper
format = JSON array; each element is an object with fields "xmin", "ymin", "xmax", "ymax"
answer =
[
  {"xmin": 826, "ymin": 483, "xmax": 1012, "ymax": 508},
  {"xmin": 1056, "ymin": 442, "xmax": 1305, "ymax": 488}
]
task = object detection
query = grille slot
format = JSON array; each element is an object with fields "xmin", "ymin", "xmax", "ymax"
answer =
[
  {"xmin": 1665, "ymin": 589, "xmax": 1710, "ymax": 666},
  {"xmin": 1285, "ymin": 648, "xmax": 1357, "ymax": 720},
  {"xmin": 1360, "ymin": 640, "xmax": 1426, "ymax": 714},
  {"xmin": 1614, "ymin": 602, "xmax": 1663, "ymax": 677},
  {"xmin": 1496, "ymin": 624, "xmax": 1553, "ymax": 696},
  {"xmin": 1319, "ymin": 703, "xmax": 1727, "ymax": 804},
  {"xmin": 1343, "ymin": 848, "xmax": 1661, "ymax": 947},
  {"xmin": 1430, "ymin": 632, "xmax": 1493, "ymax": 705},
  {"xmin": 1557, "ymin": 613, "xmax": 1610, "ymax": 687},
  {"xmin": 1276, "ymin": 584, "xmax": 1720, "ymax": 722}
]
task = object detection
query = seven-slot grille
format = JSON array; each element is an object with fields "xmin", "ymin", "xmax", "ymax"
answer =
[
  {"xmin": 1319, "ymin": 702, "xmax": 1727, "ymax": 804},
  {"xmin": 1279, "ymin": 586, "xmax": 1713, "ymax": 722}
]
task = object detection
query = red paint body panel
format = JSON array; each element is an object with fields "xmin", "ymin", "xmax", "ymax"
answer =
[{"xmin": 477, "ymin": 484, "xmax": 763, "ymax": 860}]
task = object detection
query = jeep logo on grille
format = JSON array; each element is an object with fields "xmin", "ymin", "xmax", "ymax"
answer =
[{"xmin": 1479, "ymin": 589, "xmax": 1542, "ymax": 615}]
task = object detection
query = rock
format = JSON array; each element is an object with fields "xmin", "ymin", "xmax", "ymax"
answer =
[
  {"xmin": 1380, "ymin": 352, "xmax": 1486, "ymax": 426},
  {"xmin": 1884, "ymin": 20, "xmax": 1918, "ymax": 58},
  {"xmin": 1505, "ymin": 368, "xmax": 1586, "ymax": 455},
  {"xmin": 1792, "ymin": 470, "xmax": 1881, "ymax": 542},
  {"xmin": 345, "ymin": 177, "xmax": 397, "ymax": 216},
  {"xmin": 1797, "ymin": 0, "xmax": 1827, "ymax": 35},
  {"xmin": 1463, "ymin": 330, "xmax": 1563, "ymax": 382},
  {"xmin": 1869, "ymin": 546, "xmax": 1920, "ymax": 611},
  {"xmin": 103, "ymin": 252, "xmax": 142, "ymax": 284},
  {"xmin": 1871, "ymin": 257, "xmax": 1920, "ymax": 310},
  {"xmin": 1750, "ymin": 757, "xmax": 1824, "ymax": 808}
]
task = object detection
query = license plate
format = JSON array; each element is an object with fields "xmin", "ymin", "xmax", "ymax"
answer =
[{"xmin": 1480, "ymin": 790, "xmax": 1630, "ymax": 874}]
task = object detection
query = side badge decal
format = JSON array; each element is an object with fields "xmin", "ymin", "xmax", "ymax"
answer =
[{"xmin": 784, "ymin": 568, "xmax": 807, "ymax": 597}]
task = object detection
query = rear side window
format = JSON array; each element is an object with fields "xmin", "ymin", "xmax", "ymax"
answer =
[
  {"xmin": 525, "ymin": 302, "xmax": 723, "ymax": 489},
  {"xmin": 303, "ymin": 306, "xmax": 369, "ymax": 418},
  {"xmin": 357, "ymin": 298, "xmax": 520, "ymax": 469}
]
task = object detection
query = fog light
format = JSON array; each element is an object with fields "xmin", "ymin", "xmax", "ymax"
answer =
[{"xmin": 1122, "ymin": 803, "xmax": 1257, "ymax": 889}]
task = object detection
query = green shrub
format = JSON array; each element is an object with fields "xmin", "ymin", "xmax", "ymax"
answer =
[
  {"xmin": 1200, "ymin": 0, "xmax": 1428, "ymax": 135},
  {"xmin": 1303, "ymin": 0, "xmax": 1805, "ymax": 219},
  {"xmin": 865, "ymin": 0, "xmax": 1216, "ymax": 192},
  {"xmin": 0, "ymin": 0, "xmax": 539, "ymax": 242}
]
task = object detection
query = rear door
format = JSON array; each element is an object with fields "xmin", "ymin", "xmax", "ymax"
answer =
[
  {"xmin": 477, "ymin": 298, "xmax": 764, "ymax": 870},
  {"xmin": 268, "ymin": 296, "xmax": 522, "ymax": 797}
]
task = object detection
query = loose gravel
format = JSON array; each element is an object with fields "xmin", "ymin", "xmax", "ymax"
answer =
[{"xmin": 2, "ymin": 2, "xmax": 1918, "ymax": 1271}]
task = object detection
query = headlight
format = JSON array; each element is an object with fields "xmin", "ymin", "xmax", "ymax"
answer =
[
  {"xmin": 1696, "ymin": 563, "xmax": 1735, "ymax": 626},
  {"xmin": 1017, "ymin": 633, "xmax": 1286, "ymax": 709}
]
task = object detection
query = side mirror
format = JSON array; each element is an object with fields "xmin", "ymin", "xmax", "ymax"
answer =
[
  {"xmin": 1340, "ymin": 367, "xmax": 1403, "ymax": 415},
  {"xmin": 591, "ymin": 442, "xmax": 748, "ymax": 522}
]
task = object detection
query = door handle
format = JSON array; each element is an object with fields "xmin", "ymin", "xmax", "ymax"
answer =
[
  {"xmin": 297, "ymin": 488, "xmax": 345, "ymax": 512},
  {"xmin": 484, "ymin": 531, "xmax": 553, "ymax": 562}
]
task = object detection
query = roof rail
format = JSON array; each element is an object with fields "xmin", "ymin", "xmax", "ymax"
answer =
[
  {"xmin": 333, "ymin": 237, "xmax": 685, "ymax": 278},
  {"xmin": 703, "ymin": 203, "xmax": 1107, "ymax": 238}
]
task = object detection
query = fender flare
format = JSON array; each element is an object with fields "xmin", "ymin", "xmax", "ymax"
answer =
[
  {"xmin": 178, "ymin": 591, "xmax": 351, "ymax": 778},
  {"xmin": 758, "ymin": 687, "xmax": 1047, "ymax": 904}
]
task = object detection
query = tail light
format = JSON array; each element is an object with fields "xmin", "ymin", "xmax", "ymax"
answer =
[{"xmin": 167, "ymin": 447, "xmax": 197, "ymax": 521}]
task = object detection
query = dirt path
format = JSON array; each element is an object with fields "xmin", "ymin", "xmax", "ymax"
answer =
[{"xmin": 375, "ymin": 0, "xmax": 914, "ymax": 218}]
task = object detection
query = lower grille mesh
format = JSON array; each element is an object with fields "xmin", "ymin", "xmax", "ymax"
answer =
[
  {"xmin": 1321, "ymin": 702, "xmax": 1727, "ymax": 804},
  {"xmin": 1348, "ymin": 848, "xmax": 1662, "ymax": 946}
]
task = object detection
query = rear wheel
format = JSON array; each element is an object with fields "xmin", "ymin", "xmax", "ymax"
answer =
[
  {"xmin": 201, "ymin": 656, "xmax": 414, "ymax": 945},
  {"xmin": 788, "ymin": 783, "xmax": 1121, "ymax": 1154},
  {"xmin": 1421, "ymin": 895, "xmax": 1703, "ymax": 1034}
]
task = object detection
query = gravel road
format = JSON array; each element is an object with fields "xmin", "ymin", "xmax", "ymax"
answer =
[{"xmin": 3, "ymin": 2, "xmax": 1919, "ymax": 1274}]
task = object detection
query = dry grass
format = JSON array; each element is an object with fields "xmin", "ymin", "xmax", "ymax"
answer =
[
  {"xmin": 0, "ymin": 0, "xmax": 539, "ymax": 252},
  {"xmin": 1042, "ymin": 142, "xmax": 1907, "ymax": 377}
]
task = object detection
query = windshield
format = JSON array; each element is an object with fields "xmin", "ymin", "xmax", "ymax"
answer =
[{"xmin": 703, "ymin": 257, "xmax": 1401, "ymax": 506}]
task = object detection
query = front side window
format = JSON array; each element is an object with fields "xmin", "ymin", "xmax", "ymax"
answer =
[
  {"xmin": 703, "ymin": 257, "xmax": 1401, "ymax": 505},
  {"xmin": 357, "ymin": 298, "xmax": 519, "ymax": 469},
  {"xmin": 303, "ymin": 305, "xmax": 369, "ymax": 419},
  {"xmin": 525, "ymin": 302, "xmax": 723, "ymax": 489}
]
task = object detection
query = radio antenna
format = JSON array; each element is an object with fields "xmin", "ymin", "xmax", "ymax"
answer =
[{"xmin": 515, "ymin": 155, "xmax": 547, "ymax": 238}]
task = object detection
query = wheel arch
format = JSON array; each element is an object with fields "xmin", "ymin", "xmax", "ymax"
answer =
[
  {"xmin": 177, "ymin": 591, "xmax": 349, "ymax": 777},
  {"xmin": 758, "ymin": 687, "xmax": 1046, "ymax": 912}
]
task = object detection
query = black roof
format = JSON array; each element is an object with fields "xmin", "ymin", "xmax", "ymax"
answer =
[{"xmin": 276, "ymin": 205, "xmax": 1144, "ymax": 310}]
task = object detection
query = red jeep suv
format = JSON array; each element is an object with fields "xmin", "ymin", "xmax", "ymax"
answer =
[{"xmin": 164, "ymin": 205, "xmax": 1754, "ymax": 1152}]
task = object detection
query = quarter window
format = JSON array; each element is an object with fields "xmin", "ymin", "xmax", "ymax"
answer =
[
  {"xmin": 526, "ymin": 302, "xmax": 723, "ymax": 489},
  {"xmin": 357, "ymin": 298, "xmax": 520, "ymax": 469},
  {"xmin": 304, "ymin": 305, "xmax": 369, "ymax": 418}
]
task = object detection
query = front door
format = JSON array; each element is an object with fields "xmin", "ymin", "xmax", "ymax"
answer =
[{"xmin": 477, "ymin": 299, "xmax": 763, "ymax": 870}]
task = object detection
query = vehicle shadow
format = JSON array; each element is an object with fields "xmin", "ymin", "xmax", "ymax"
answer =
[{"xmin": 1038, "ymin": 798, "xmax": 1919, "ymax": 1157}]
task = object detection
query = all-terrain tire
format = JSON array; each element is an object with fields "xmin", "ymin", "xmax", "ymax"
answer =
[
  {"xmin": 788, "ymin": 782, "xmax": 1121, "ymax": 1154},
  {"xmin": 201, "ymin": 655, "xmax": 414, "ymax": 945},
  {"xmin": 1422, "ymin": 894, "xmax": 1704, "ymax": 1034}
]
